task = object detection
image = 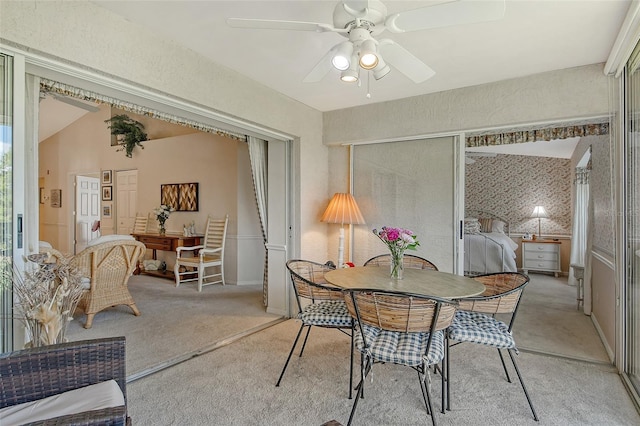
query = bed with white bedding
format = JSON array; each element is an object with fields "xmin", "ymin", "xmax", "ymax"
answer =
[{"xmin": 463, "ymin": 212, "xmax": 518, "ymax": 276}]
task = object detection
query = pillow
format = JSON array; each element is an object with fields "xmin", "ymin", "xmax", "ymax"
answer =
[
  {"xmin": 491, "ymin": 220, "xmax": 507, "ymax": 234},
  {"xmin": 0, "ymin": 380, "xmax": 124, "ymax": 425},
  {"xmin": 464, "ymin": 218, "xmax": 481, "ymax": 234},
  {"xmin": 478, "ymin": 218, "xmax": 493, "ymax": 233}
]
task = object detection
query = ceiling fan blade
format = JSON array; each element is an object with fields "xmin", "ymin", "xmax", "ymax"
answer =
[
  {"xmin": 385, "ymin": 0, "xmax": 506, "ymax": 33},
  {"xmin": 226, "ymin": 18, "xmax": 341, "ymax": 33},
  {"xmin": 303, "ymin": 46, "xmax": 337, "ymax": 83},
  {"xmin": 379, "ymin": 39, "xmax": 435, "ymax": 83},
  {"xmin": 342, "ymin": 0, "xmax": 371, "ymax": 18}
]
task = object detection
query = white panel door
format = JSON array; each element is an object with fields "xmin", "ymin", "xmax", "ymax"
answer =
[
  {"xmin": 75, "ymin": 175, "xmax": 100, "ymax": 253},
  {"xmin": 116, "ymin": 170, "xmax": 138, "ymax": 234}
]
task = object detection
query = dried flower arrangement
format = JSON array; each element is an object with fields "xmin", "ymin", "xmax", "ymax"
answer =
[{"xmin": 2, "ymin": 253, "xmax": 85, "ymax": 347}]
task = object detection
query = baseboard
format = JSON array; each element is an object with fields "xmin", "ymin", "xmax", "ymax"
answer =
[{"xmin": 591, "ymin": 313, "xmax": 615, "ymax": 363}]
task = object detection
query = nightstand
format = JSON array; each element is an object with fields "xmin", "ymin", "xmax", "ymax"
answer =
[{"xmin": 522, "ymin": 240, "xmax": 561, "ymax": 277}]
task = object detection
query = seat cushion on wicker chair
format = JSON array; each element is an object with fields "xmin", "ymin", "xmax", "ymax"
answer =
[
  {"xmin": 448, "ymin": 310, "xmax": 516, "ymax": 349},
  {"xmin": 354, "ymin": 324, "xmax": 444, "ymax": 367},
  {"xmin": 298, "ymin": 300, "xmax": 352, "ymax": 327},
  {"xmin": 0, "ymin": 379, "xmax": 124, "ymax": 425}
]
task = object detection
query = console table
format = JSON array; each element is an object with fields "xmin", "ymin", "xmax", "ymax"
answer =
[{"xmin": 131, "ymin": 233, "xmax": 202, "ymax": 280}]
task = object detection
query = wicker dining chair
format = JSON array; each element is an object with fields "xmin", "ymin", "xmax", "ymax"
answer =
[
  {"xmin": 447, "ymin": 272, "xmax": 538, "ymax": 421},
  {"xmin": 364, "ymin": 253, "xmax": 439, "ymax": 271},
  {"xmin": 277, "ymin": 259, "xmax": 355, "ymax": 399},
  {"xmin": 343, "ymin": 289, "xmax": 457, "ymax": 426}
]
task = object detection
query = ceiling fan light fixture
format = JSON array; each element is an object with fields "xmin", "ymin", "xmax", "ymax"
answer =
[
  {"xmin": 341, "ymin": 68, "xmax": 359, "ymax": 83},
  {"xmin": 331, "ymin": 41, "xmax": 354, "ymax": 71},
  {"xmin": 372, "ymin": 57, "xmax": 390, "ymax": 80},
  {"xmin": 358, "ymin": 39, "xmax": 379, "ymax": 70}
]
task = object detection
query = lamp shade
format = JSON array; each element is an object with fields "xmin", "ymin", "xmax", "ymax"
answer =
[
  {"xmin": 321, "ymin": 193, "xmax": 366, "ymax": 225},
  {"xmin": 531, "ymin": 205, "xmax": 549, "ymax": 218}
]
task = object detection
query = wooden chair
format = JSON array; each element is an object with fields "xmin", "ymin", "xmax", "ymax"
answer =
[
  {"xmin": 364, "ymin": 253, "xmax": 439, "ymax": 270},
  {"xmin": 174, "ymin": 215, "xmax": 228, "ymax": 291},
  {"xmin": 132, "ymin": 214, "xmax": 149, "ymax": 234},
  {"xmin": 277, "ymin": 259, "xmax": 354, "ymax": 399},
  {"xmin": 344, "ymin": 289, "xmax": 457, "ymax": 425},
  {"xmin": 70, "ymin": 238, "xmax": 146, "ymax": 329},
  {"xmin": 447, "ymin": 272, "xmax": 538, "ymax": 421}
]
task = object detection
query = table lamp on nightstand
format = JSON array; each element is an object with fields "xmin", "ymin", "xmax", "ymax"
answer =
[{"xmin": 531, "ymin": 205, "xmax": 548, "ymax": 239}]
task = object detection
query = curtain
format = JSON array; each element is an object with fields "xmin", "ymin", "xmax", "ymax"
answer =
[
  {"xmin": 569, "ymin": 167, "xmax": 590, "ymax": 311},
  {"xmin": 247, "ymin": 136, "xmax": 268, "ymax": 306}
]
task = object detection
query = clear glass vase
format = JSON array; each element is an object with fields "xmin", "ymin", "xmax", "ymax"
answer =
[
  {"xmin": 390, "ymin": 252, "xmax": 404, "ymax": 280},
  {"xmin": 158, "ymin": 221, "xmax": 166, "ymax": 235}
]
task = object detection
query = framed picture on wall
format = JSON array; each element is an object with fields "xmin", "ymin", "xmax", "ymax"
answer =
[
  {"xmin": 161, "ymin": 182, "xmax": 199, "ymax": 211},
  {"xmin": 39, "ymin": 187, "xmax": 45, "ymax": 204},
  {"xmin": 102, "ymin": 170, "xmax": 112, "ymax": 184},
  {"xmin": 50, "ymin": 189, "xmax": 61, "ymax": 208},
  {"xmin": 102, "ymin": 204, "xmax": 112, "ymax": 217},
  {"xmin": 102, "ymin": 186, "xmax": 112, "ymax": 201}
]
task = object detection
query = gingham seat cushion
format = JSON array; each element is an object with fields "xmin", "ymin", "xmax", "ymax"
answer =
[
  {"xmin": 354, "ymin": 324, "xmax": 445, "ymax": 367},
  {"xmin": 298, "ymin": 300, "xmax": 352, "ymax": 327},
  {"xmin": 448, "ymin": 310, "xmax": 516, "ymax": 350}
]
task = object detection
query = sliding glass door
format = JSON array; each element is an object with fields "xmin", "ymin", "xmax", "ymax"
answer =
[
  {"xmin": 352, "ymin": 136, "xmax": 460, "ymax": 273},
  {"xmin": 0, "ymin": 53, "xmax": 14, "ymax": 352},
  {"xmin": 624, "ymin": 41, "xmax": 640, "ymax": 401}
]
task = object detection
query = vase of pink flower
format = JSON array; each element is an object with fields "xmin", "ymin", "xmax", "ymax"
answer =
[{"xmin": 373, "ymin": 226, "xmax": 420, "ymax": 279}]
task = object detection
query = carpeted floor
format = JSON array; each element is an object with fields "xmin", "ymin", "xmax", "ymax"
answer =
[
  {"xmin": 69, "ymin": 272, "xmax": 639, "ymax": 425},
  {"xmin": 65, "ymin": 275, "xmax": 281, "ymax": 374}
]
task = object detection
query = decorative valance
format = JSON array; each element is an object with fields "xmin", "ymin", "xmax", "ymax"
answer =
[
  {"xmin": 39, "ymin": 78, "xmax": 247, "ymax": 142},
  {"xmin": 466, "ymin": 121, "xmax": 609, "ymax": 148}
]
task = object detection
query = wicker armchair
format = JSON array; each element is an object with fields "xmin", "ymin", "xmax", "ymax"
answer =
[
  {"xmin": 0, "ymin": 337, "xmax": 130, "ymax": 425},
  {"xmin": 364, "ymin": 253, "xmax": 439, "ymax": 270},
  {"xmin": 70, "ymin": 239, "xmax": 146, "ymax": 329}
]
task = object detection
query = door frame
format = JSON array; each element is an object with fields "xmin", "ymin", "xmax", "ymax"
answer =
[{"xmin": 2, "ymin": 44, "xmax": 296, "ymax": 317}]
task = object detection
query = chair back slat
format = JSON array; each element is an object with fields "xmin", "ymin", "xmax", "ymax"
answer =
[
  {"xmin": 132, "ymin": 214, "xmax": 149, "ymax": 234},
  {"xmin": 344, "ymin": 291, "xmax": 457, "ymax": 333},
  {"xmin": 286, "ymin": 259, "xmax": 342, "ymax": 303},
  {"xmin": 364, "ymin": 254, "xmax": 438, "ymax": 271},
  {"xmin": 457, "ymin": 272, "xmax": 528, "ymax": 315},
  {"xmin": 203, "ymin": 216, "xmax": 228, "ymax": 251}
]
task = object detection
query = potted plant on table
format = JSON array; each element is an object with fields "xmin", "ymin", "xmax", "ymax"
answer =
[{"xmin": 104, "ymin": 114, "xmax": 148, "ymax": 158}]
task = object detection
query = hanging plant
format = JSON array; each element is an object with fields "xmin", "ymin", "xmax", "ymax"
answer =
[{"xmin": 104, "ymin": 114, "xmax": 148, "ymax": 158}]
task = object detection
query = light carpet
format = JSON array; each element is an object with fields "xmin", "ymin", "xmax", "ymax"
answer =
[
  {"xmin": 65, "ymin": 275, "xmax": 282, "ymax": 375},
  {"xmin": 128, "ymin": 320, "xmax": 639, "ymax": 425},
  {"xmin": 120, "ymin": 273, "xmax": 638, "ymax": 425}
]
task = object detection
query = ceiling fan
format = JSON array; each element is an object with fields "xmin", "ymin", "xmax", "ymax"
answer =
[{"xmin": 227, "ymin": 0, "xmax": 506, "ymax": 84}]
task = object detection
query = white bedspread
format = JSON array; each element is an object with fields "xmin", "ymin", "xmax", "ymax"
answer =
[{"xmin": 464, "ymin": 232, "xmax": 518, "ymax": 274}]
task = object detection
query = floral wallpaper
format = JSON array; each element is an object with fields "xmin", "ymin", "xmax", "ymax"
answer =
[
  {"xmin": 590, "ymin": 135, "xmax": 615, "ymax": 255},
  {"xmin": 465, "ymin": 155, "xmax": 572, "ymax": 236}
]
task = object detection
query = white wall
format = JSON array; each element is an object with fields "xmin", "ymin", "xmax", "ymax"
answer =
[{"xmin": 323, "ymin": 64, "xmax": 609, "ymax": 144}]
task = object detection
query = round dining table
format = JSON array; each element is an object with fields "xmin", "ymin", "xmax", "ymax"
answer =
[{"xmin": 324, "ymin": 266, "xmax": 485, "ymax": 299}]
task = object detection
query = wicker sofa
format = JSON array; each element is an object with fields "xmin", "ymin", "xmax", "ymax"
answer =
[{"xmin": 0, "ymin": 337, "xmax": 130, "ymax": 425}]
